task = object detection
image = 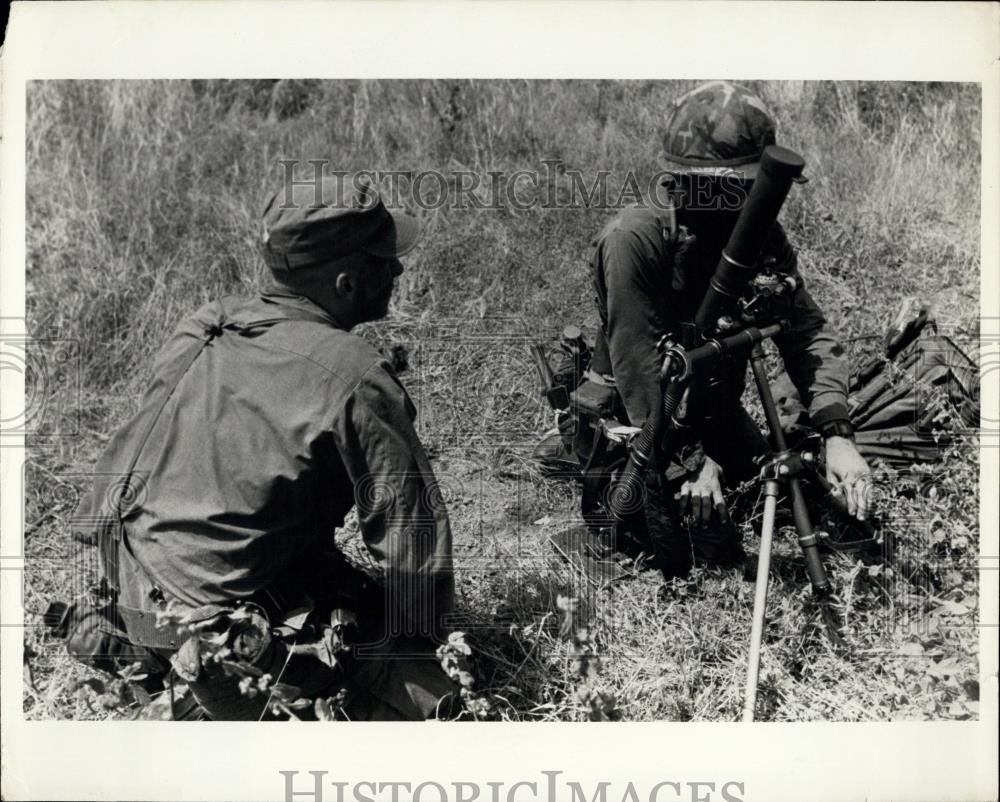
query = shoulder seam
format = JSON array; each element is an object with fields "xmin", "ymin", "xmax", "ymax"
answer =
[
  {"xmin": 323, "ymin": 358, "xmax": 396, "ymax": 434},
  {"xmin": 264, "ymin": 331, "xmax": 383, "ymax": 388}
]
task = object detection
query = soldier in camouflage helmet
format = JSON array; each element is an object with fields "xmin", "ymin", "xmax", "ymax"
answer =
[
  {"xmin": 657, "ymin": 80, "xmax": 778, "ymax": 177},
  {"xmin": 588, "ymin": 80, "xmax": 872, "ymax": 581}
]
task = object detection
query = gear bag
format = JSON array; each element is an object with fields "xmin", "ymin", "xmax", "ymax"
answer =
[{"xmin": 774, "ymin": 300, "xmax": 978, "ymax": 468}]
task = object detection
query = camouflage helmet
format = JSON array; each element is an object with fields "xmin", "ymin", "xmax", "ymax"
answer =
[{"xmin": 658, "ymin": 81, "xmax": 777, "ymax": 179}]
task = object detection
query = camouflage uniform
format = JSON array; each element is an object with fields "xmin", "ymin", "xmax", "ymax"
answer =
[{"xmin": 590, "ymin": 82, "xmax": 851, "ymax": 577}]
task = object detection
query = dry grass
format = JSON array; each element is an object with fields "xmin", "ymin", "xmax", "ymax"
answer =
[{"xmin": 22, "ymin": 80, "xmax": 981, "ymax": 721}]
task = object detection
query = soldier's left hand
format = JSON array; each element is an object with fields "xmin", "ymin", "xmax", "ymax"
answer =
[{"xmin": 825, "ymin": 436, "xmax": 872, "ymax": 521}]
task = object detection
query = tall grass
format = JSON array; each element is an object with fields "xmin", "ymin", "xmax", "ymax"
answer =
[{"xmin": 23, "ymin": 80, "xmax": 981, "ymax": 720}]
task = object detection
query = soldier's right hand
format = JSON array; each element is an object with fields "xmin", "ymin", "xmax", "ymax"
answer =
[{"xmin": 675, "ymin": 455, "xmax": 730, "ymax": 526}]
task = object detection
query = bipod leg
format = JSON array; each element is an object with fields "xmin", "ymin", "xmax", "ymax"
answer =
[
  {"xmin": 815, "ymin": 598, "xmax": 847, "ymax": 653},
  {"xmin": 743, "ymin": 479, "xmax": 779, "ymax": 722},
  {"xmin": 789, "ymin": 476, "xmax": 846, "ymax": 651},
  {"xmin": 748, "ymin": 343, "xmax": 844, "ymax": 649}
]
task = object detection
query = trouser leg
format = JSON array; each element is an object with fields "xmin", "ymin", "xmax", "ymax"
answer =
[
  {"xmin": 347, "ymin": 636, "xmax": 460, "ymax": 721},
  {"xmin": 59, "ymin": 601, "xmax": 170, "ymax": 693},
  {"xmin": 688, "ymin": 401, "xmax": 769, "ymax": 566},
  {"xmin": 156, "ymin": 545, "xmax": 461, "ymax": 721},
  {"xmin": 185, "ymin": 633, "xmax": 457, "ymax": 722},
  {"xmin": 642, "ymin": 403, "xmax": 769, "ymax": 578},
  {"xmin": 184, "ymin": 605, "xmax": 458, "ymax": 721},
  {"xmin": 183, "ymin": 636, "xmax": 294, "ymax": 721},
  {"xmin": 642, "ymin": 465, "xmax": 691, "ymax": 580},
  {"xmin": 643, "ymin": 468, "xmax": 744, "ymax": 578},
  {"xmin": 704, "ymin": 402, "xmax": 770, "ymax": 487}
]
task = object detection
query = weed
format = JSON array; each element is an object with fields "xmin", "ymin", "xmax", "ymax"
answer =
[{"xmin": 22, "ymin": 80, "xmax": 980, "ymax": 721}]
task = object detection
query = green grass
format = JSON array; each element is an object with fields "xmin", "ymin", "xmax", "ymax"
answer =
[{"xmin": 22, "ymin": 79, "xmax": 981, "ymax": 721}]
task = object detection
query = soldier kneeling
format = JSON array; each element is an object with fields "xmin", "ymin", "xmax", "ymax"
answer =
[{"xmin": 61, "ymin": 174, "xmax": 459, "ymax": 721}]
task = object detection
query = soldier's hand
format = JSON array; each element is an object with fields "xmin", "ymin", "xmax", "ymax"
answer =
[
  {"xmin": 825, "ymin": 436, "xmax": 872, "ymax": 521},
  {"xmin": 675, "ymin": 456, "xmax": 729, "ymax": 527}
]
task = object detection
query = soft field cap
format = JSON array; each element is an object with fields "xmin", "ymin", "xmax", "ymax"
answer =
[{"xmin": 260, "ymin": 174, "xmax": 420, "ymax": 270}]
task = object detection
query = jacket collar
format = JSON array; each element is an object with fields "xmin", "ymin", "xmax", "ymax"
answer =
[{"xmin": 258, "ymin": 288, "xmax": 348, "ymax": 330}]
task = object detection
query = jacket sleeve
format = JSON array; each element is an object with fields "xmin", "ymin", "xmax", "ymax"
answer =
[
  {"xmin": 597, "ymin": 226, "xmax": 673, "ymax": 428},
  {"xmin": 331, "ymin": 361, "xmax": 455, "ymax": 642},
  {"xmin": 768, "ymin": 227, "xmax": 851, "ymax": 429}
]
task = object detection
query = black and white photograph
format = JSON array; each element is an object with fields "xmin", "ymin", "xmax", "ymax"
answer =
[
  {"xmin": 1, "ymin": 3, "xmax": 997, "ymax": 802},
  {"xmin": 15, "ymin": 75, "xmax": 986, "ymax": 724}
]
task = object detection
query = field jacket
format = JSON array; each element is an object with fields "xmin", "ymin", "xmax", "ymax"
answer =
[
  {"xmin": 74, "ymin": 290, "xmax": 454, "ymax": 644},
  {"xmin": 591, "ymin": 206, "xmax": 850, "ymax": 464}
]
